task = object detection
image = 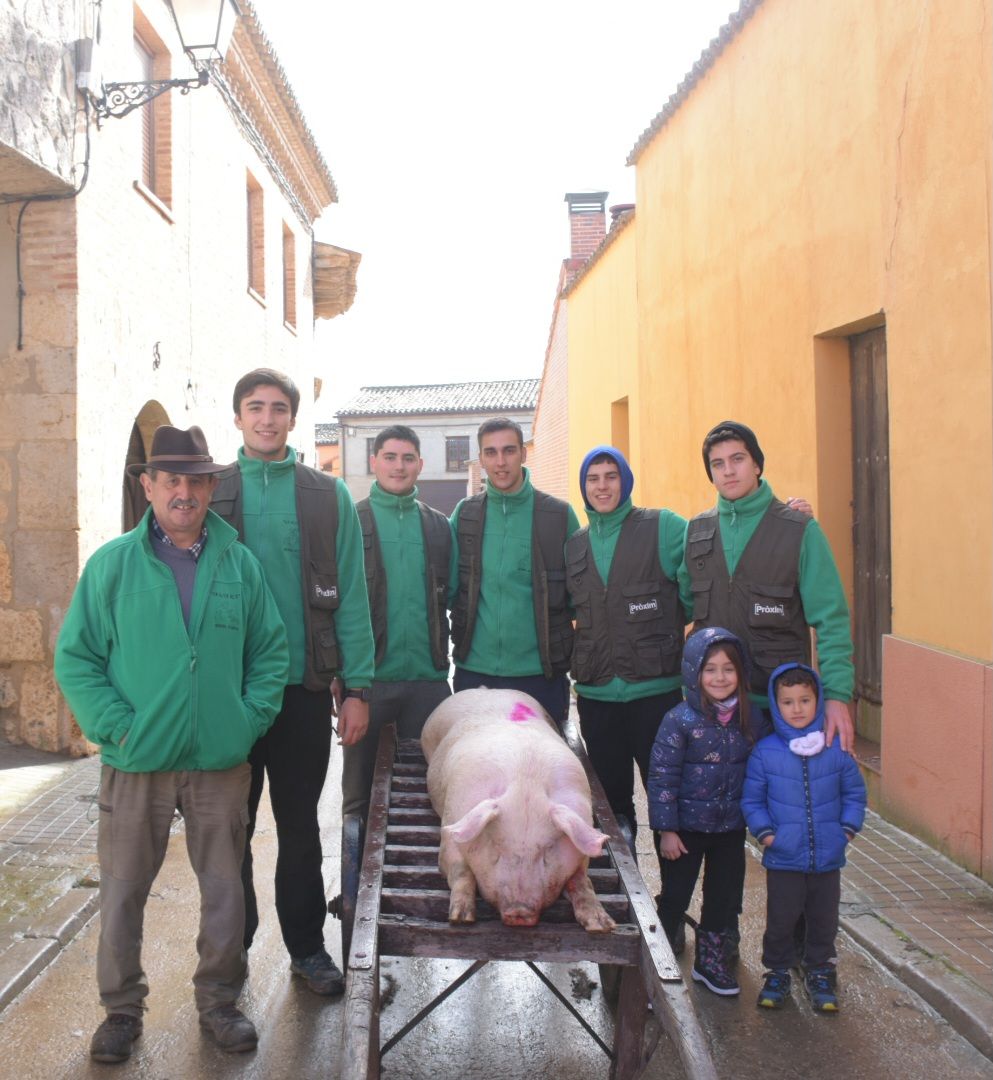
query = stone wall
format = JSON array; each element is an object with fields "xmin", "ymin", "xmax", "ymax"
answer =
[
  {"xmin": 0, "ymin": 0, "xmax": 78, "ymax": 195},
  {"xmin": 0, "ymin": 196, "xmax": 81, "ymax": 752}
]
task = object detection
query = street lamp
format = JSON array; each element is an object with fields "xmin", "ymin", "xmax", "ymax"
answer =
[{"xmin": 86, "ymin": 0, "xmax": 240, "ymax": 121}]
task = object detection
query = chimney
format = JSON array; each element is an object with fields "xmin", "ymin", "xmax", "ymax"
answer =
[{"xmin": 565, "ymin": 191, "xmax": 608, "ymax": 262}]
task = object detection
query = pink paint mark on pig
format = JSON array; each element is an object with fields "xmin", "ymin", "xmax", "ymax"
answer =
[{"xmin": 509, "ymin": 703, "xmax": 536, "ymax": 723}]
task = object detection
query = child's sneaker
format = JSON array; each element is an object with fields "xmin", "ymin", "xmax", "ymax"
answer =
[
  {"xmin": 804, "ymin": 965, "xmax": 839, "ymax": 1012},
  {"xmin": 756, "ymin": 969, "xmax": 791, "ymax": 1009}
]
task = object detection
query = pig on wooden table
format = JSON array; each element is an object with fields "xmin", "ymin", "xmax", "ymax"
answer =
[{"xmin": 421, "ymin": 688, "xmax": 616, "ymax": 932}]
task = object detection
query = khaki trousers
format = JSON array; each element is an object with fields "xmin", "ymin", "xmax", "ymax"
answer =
[{"xmin": 96, "ymin": 763, "xmax": 250, "ymax": 1016}]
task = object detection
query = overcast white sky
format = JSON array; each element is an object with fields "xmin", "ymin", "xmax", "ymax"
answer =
[{"xmin": 252, "ymin": 0, "xmax": 741, "ymax": 418}]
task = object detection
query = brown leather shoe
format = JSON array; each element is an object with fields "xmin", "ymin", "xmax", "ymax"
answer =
[
  {"xmin": 90, "ymin": 1013, "xmax": 142, "ymax": 1062},
  {"xmin": 199, "ymin": 1004, "xmax": 258, "ymax": 1053}
]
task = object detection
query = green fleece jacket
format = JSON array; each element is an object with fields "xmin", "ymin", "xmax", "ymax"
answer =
[
  {"xmin": 574, "ymin": 498, "xmax": 689, "ymax": 702},
  {"xmin": 368, "ymin": 481, "xmax": 449, "ymax": 682},
  {"xmin": 54, "ymin": 508, "xmax": 289, "ymax": 773},
  {"xmin": 449, "ymin": 467, "xmax": 581, "ymax": 678},
  {"xmin": 677, "ymin": 480, "xmax": 854, "ymax": 707},
  {"xmin": 238, "ymin": 447, "xmax": 373, "ymax": 688}
]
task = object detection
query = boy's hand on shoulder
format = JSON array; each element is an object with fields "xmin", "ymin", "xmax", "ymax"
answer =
[{"xmin": 761, "ymin": 834, "xmax": 775, "ymax": 848}]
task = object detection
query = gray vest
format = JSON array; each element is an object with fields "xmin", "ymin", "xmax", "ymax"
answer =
[
  {"xmin": 356, "ymin": 497, "xmax": 451, "ymax": 672},
  {"xmin": 451, "ymin": 489, "xmax": 573, "ymax": 678},
  {"xmin": 566, "ymin": 508, "xmax": 683, "ymax": 685},
  {"xmin": 685, "ymin": 498, "xmax": 810, "ymax": 694},
  {"xmin": 211, "ymin": 463, "xmax": 341, "ymax": 691}
]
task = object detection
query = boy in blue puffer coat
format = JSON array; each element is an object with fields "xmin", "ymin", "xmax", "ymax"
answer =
[{"xmin": 742, "ymin": 663, "xmax": 866, "ymax": 1012}]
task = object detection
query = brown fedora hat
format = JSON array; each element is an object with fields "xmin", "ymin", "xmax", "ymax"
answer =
[{"xmin": 126, "ymin": 425, "xmax": 228, "ymax": 477}]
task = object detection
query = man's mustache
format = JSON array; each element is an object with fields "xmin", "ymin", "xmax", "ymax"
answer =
[{"xmin": 168, "ymin": 497, "xmax": 201, "ymax": 510}]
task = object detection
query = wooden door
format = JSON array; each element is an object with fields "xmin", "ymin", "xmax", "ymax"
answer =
[{"xmin": 850, "ymin": 327, "xmax": 891, "ymax": 731}]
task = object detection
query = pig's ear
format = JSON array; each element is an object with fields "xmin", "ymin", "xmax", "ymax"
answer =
[
  {"xmin": 550, "ymin": 804, "xmax": 609, "ymax": 857},
  {"xmin": 444, "ymin": 798, "xmax": 501, "ymax": 844}
]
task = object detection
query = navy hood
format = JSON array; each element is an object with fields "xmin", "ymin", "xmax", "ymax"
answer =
[
  {"xmin": 767, "ymin": 662, "xmax": 825, "ymax": 742},
  {"xmin": 579, "ymin": 446, "xmax": 634, "ymax": 511},
  {"xmin": 682, "ymin": 626, "xmax": 749, "ymax": 713}
]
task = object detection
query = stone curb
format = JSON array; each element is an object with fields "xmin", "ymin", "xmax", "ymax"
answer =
[
  {"xmin": 0, "ymin": 886, "xmax": 99, "ymax": 1013},
  {"xmin": 840, "ymin": 909, "xmax": 993, "ymax": 1063}
]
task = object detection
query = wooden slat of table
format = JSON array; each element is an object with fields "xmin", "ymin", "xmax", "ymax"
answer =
[
  {"xmin": 379, "ymin": 914, "xmax": 642, "ymax": 964},
  {"xmin": 380, "ymin": 887, "xmax": 631, "ymax": 924}
]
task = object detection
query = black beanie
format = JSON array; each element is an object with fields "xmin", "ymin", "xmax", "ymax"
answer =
[{"xmin": 702, "ymin": 421, "xmax": 764, "ymax": 480}]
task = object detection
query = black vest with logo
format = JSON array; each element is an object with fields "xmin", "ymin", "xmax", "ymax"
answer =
[
  {"xmin": 451, "ymin": 489, "xmax": 573, "ymax": 678},
  {"xmin": 356, "ymin": 497, "xmax": 451, "ymax": 672},
  {"xmin": 565, "ymin": 508, "xmax": 683, "ymax": 685},
  {"xmin": 211, "ymin": 462, "xmax": 341, "ymax": 691},
  {"xmin": 685, "ymin": 498, "xmax": 811, "ymax": 695}
]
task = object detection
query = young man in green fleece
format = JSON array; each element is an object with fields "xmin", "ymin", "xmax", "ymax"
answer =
[
  {"xmin": 344, "ymin": 425, "xmax": 452, "ymax": 819},
  {"xmin": 566, "ymin": 445, "xmax": 689, "ymax": 850},
  {"xmin": 211, "ymin": 369, "xmax": 374, "ymax": 997},
  {"xmin": 679, "ymin": 420, "xmax": 855, "ymax": 752},
  {"xmin": 449, "ymin": 417, "xmax": 581, "ymax": 725}
]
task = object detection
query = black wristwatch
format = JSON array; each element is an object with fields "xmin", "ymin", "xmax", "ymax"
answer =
[{"xmin": 343, "ymin": 687, "xmax": 370, "ymax": 703}]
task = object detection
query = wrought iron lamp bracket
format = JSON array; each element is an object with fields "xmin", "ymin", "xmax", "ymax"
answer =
[{"xmin": 93, "ymin": 69, "xmax": 209, "ymax": 121}]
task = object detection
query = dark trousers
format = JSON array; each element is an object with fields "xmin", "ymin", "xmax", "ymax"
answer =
[
  {"xmin": 577, "ymin": 689, "xmax": 682, "ymax": 826},
  {"xmin": 453, "ymin": 668, "xmax": 570, "ymax": 727},
  {"xmin": 342, "ymin": 679, "xmax": 451, "ymax": 816},
  {"xmin": 658, "ymin": 829, "xmax": 746, "ymax": 941},
  {"xmin": 242, "ymin": 684, "xmax": 333, "ymax": 958},
  {"xmin": 762, "ymin": 868, "xmax": 841, "ymax": 970}
]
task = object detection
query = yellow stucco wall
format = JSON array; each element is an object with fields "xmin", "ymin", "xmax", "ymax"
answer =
[
  {"xmin": 566, "ymin": 218, "xmax": 639, "ymax": 514},
  {"xmin": 572, "ymin": 0, "xmax": 992, "ymax": 662},
  {"xmin": 565, "ymin": 0, "xmax": 993, "ymax": 875}
]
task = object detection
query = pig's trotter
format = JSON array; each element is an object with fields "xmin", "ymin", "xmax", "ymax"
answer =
[
  {"xmin": 446, "ymin": 863, "xmax": 478, "ymax": 923},
  {"xmin": 565, "ymin": 868, "xmax": 616, "ymax": 933}
]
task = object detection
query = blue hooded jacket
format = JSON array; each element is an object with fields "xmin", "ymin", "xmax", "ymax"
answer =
[
  {"xmin": 647, "ymin": 627, "xmax": 771, "ymax": 833},
  {"xmin": 741, "ymin": 662, "xmax": 867, "ymax": 872}
]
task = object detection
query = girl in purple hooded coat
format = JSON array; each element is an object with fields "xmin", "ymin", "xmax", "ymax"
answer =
[{"xmin": 648, "ymin": 626, "xmax": 770, "ymax": 996}]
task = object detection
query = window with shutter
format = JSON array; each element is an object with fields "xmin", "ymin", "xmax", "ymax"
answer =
[
  {"xmin": 247, "ymin": 173, "xmax": 265, "ymax": 297},
  {"xmin": 131, "ymin": 11, "xmax": 172, "ymax": 213}
]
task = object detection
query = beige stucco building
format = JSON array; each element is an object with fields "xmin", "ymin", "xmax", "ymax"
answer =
[{"xmin": 1, "ymin": 1, "xmax": 358, "ymax": 752}]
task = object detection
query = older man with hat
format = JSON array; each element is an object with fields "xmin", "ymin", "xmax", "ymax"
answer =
[{"xmin": 55, "ymin": 425, "xmax": 289, "ymax": 1063}]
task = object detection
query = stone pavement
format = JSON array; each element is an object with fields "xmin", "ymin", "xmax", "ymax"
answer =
[
  {"xmin": 839, "ymin": 810, "xmax": 993, "ymax": 1060},
  {"xmin": 0, "ymin": 742, "xmax": 101, "ymax": 1012},
  {"xmin": 0, "ymin": 739, "xmax": 991, "ymax": 1065}
]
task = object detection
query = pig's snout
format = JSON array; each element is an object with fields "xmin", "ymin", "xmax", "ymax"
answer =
[{"xmin": 500, "ymin": 904, "xmax": 540, "ymax": 927}]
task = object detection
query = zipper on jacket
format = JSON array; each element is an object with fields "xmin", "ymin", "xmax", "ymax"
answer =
[
  {"xmin": 259, "ymin": 462, "xmax": 270, "ymax": 560},
  {"xmin": 184, "ymin": 535, "xmax": 231, "ymax": 765},
  {"xmin": 802, "ymin": 758, "xmax": 816, "ymax": 871}
]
